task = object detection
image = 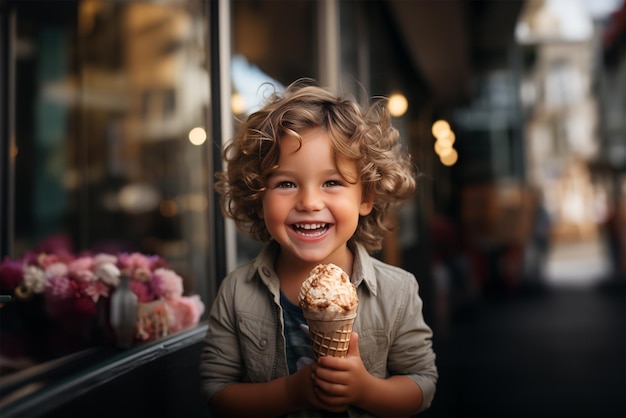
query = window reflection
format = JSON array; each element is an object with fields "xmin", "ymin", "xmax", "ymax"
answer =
[{"xmin": 4, "ymin": 0, "xmax": 213, "ymax": 374}]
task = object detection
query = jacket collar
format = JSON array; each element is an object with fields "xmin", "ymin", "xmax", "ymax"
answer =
[
  {"xmin": 250, "ymin": 240, "xmax": 378, "ymax": 297},
  {"xmin": 349, "ymin": 240, "xmax": 378, "ymax": 297}
]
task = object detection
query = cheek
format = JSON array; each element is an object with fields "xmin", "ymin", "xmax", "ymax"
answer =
[
  {"xmin": 261, "ymin": 196, "xmax": 285, "ymax": 223},
  {"xmin": 334, "ymin": 197, "xmax": 363, "ymax": 223}
]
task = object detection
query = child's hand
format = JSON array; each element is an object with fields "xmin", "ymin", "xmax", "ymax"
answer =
[
  {"xmin": 285, "ymin": 362, "xmax": 319, "ymax": 409},
  {"xmin": 286, "ymin": 361, "xmax": 343, "ymax": 412},
  {"xmin": 311, "ymin": 332, "xmax": 370, "ymax": 412}
]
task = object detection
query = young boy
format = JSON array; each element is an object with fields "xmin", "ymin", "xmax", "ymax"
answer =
[{"xmin": 200, "ymin": 80, "xmax": 437, "ymax": 417}]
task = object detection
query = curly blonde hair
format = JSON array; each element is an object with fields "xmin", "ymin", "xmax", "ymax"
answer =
[{"xmin": 215, "ymin": 79, "xmax": 416, "ymax": 253}]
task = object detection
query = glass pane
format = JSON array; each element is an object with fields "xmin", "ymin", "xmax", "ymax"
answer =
[{"xmin": 2, "ymin": 0, "xmax": 213, "ymax": 373}]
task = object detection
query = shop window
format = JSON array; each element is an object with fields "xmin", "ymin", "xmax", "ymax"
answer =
[{"xmin": 1, "ymin": 0, "xmax": 215, "ymax": 377}]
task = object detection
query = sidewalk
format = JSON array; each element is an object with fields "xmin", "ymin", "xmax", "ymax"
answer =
[{"xmin": 422, "ymin": 282, "xmax": 625, "ymax": 417}]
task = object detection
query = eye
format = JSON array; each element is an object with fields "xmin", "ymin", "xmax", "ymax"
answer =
[
  {"xmin": 275, "ymin": 181, "xmax": 296, "ymax": 189},
  {"xmin": 324, "ymin": 179, "xmax": 343, "ymax": 187}
]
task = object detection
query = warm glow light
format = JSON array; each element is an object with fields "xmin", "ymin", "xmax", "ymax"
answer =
[
  {"xmin": 435, "ymin": 142, "xmax": 454, "ymax": 157},
  {"xmin": 433, "ymin": 121, "xmax": 458, "ymax": 163},
  {"xmin": 440, "ymin": 148, "xmax": 458, "ymax": 166},
  {"xmin": 387, "ymin": 93, "xmax": 408, "ymax": 117},
  {"xmin": 431, "ymin": 119, "xmax": 451, "ymax": 138},
  {"xmin": 434, "ymin": 140, "xmax": 448, "ymax": 155},
  {"xmin": 435, "ymin": 135, "xmax": 454, "ymax": 150},
  {"xmin": 231, "ymin": 92, "xmax": 246, "ymax": 115},
  {"xmin": 440, "ymin": 131, "xmax": 455, "ymax": 144},
  {"xmin": 188, "ymin": 127, "xmax": 207, "ymax": 146}
]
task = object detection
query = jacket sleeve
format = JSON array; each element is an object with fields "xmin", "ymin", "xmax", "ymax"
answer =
[
  {"xmin": 199, "ymin": 273, "xmax": 243, "ymax": 403},
  {"xmin": 388, "ymin": 274, "xmax": 438, "ymax": 412}
]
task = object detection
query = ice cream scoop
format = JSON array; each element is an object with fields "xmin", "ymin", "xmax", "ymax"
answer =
[
  {"xmin": 298, "ymin": 263, "xmax": 358, "ymax": 314},
  {"xmin": 298, "ymin": 263, "xmax": 358, "ymax": 358}
]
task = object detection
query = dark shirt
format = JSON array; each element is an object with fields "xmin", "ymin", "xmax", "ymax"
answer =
[{"xmin": 280, "ymin": 291, "xmax": 314, "ymax": 374}]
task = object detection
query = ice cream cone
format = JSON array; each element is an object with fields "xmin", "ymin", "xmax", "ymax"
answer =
[
  {"xmin": 298, "ymin": 263, "xmax": 359, "ymax": 358},
  {"xmin": 303, "ymin": 311, "xmax": 356, "ymax": 358}
]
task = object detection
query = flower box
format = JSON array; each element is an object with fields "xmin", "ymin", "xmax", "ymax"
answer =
[{"xmin": 0, "ymin": 250, "xmax": 205, "ymax": 366}]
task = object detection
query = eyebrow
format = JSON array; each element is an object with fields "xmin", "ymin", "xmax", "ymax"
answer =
[{"xmin": 270, "ymin": 168, "xmax": 341, "ymax": 177}]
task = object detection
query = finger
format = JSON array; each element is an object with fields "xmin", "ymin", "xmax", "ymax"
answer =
[
  {"xmin": 314, "ymin": 381, "xmax": 350, "ymax": 403},
  {"xmin": 313, "ymin": 365, "xmax": 342, "ymax": 386},
  {"xmin": 317, "ymin": 355, "xmax": 346, "ymax": 371},
  {"xmin": 313, "ymin": 369, "xmax": 351, "ymax": 395}
]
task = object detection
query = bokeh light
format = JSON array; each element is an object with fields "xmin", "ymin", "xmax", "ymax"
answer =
[
  {"xmin": 388, "ymin": 93, "xmax": 408, "ymax": 117},
  {"xmin": 188, "ymin": 127, "xmax": 207, "ymax": 146}
]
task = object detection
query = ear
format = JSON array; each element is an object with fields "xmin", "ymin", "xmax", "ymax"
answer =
[{"xmin": 359, "ymin": 191, "xmax": 374, "ymax": 216}]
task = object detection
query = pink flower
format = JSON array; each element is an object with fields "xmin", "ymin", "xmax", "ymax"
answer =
[
  {"xmin": 150, "ymin": 268, "xmax": 183, "ymax": 299},
  {"xmin": 118, "ymin": 253, "xmax": 157, "ymax": 281},
  {"xmin": 84, "ymin": 280, "xmax": 110, "ymax": 303},
  {"xmin": 72, "ymin": 269, "xmax": 96, "ymax": 284},
  {"xmin": 46, "ymin": 276, "xmax": 73, "ymax": 299},
  {"xmin": 68, "ymin": 257, "xmax": 94, "ymax": 275},
  {"xmin": 3, "ymin": 246, "xmax": 203, "ymax": 339},
  {"xmin": 0, "ymin": 257, "xmax": 24, "ymax": 292},
  {"xmin": 118, "ymin": 252, "xmax": 151, "ymax": 272},
  {"xmin": 130, "ymin": 279, "xmax": 154, "ymax": 303},
  {"xmin": 132, "ymin": 267, "xmax": 152, "ymax": 282},
  {"xmin": 164, "ymin": 296, "xmax": 205, "ymax": 333}
]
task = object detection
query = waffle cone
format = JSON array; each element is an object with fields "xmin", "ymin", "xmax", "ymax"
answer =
[{"xmin": 303, "ymin": 310, "xmax": 356, "ymax": 358}]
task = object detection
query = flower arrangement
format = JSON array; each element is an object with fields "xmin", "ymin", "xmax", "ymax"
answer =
[{"xmin": 0, "ymin": 251, "xmax": 205, "ymax": 344}]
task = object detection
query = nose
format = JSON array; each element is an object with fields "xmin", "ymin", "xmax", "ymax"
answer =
[{"xmin": 296, "ymin": 187, "xmax": 324, "ymax": 212}]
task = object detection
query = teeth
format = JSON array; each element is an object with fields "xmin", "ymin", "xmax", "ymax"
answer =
[
  {"xmin": 295, "ymin": 223, "xmax": 326, "ymax": 230},
  {"xmin": 293, "ymin": 223, "xmax": 328, "ymax": 237}
]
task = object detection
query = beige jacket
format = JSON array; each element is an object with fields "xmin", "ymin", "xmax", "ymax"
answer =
[{"xmin": 200, "ymin": 240, "xmax": 438, "ymax": 417}]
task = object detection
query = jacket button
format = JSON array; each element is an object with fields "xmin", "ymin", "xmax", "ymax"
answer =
[
  {"xmin": 260, "ymin": 338, "xmax": 268, "ymax": 348},
  {"xmin": 262, "ymin": 266, "xmax": 271, "ymax": 276}
]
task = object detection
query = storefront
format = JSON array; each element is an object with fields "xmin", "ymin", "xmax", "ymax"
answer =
[{"xmin": 0, "ymin": 1, "xmax": 433, "ymax": 415}]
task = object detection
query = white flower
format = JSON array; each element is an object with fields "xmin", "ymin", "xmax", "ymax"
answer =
[
  {"xmin": 94, "ymin": 253, "xmax": 118, "ymax": 266},
  {"xmin": 95, "ymin": 262, "xmax": 121, "ymax": 287},
  {"xmin": 45, "ymin": 262, "xmax": 69, "ymax": 280},
  {"xmin": 23, "ymin": 265, "xmax": 46, "ymax": 293}
]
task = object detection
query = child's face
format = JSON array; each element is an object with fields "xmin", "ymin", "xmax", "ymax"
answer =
[{"xmin": 260, "ymin": 128, "xmax": 373, "ymax": 267}]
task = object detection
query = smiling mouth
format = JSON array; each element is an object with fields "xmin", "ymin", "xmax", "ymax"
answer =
[{"xmin": 292, "ymin": 223, "xmax": 329, "ymax": 237}]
